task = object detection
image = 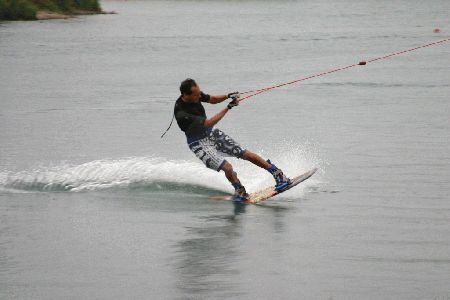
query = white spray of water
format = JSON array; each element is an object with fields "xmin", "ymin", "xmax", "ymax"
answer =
[
  {"xmin": 0, "ymin": 157, "xmax": 229, "ymax": 192},
  {"xmin": 232, "ymin": 140, "xmax": 324, "ymax": 198},
  {"xmin": 0, "ymin": 141, "xmax": 324, "ymax": 196}
]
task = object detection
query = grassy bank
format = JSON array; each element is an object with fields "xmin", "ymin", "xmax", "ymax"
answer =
[{"xmin": 0, "ymin": 0, "xmax": 102, "ymax": 20}]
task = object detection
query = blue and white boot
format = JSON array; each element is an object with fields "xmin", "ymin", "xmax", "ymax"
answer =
[
  {"xmin": 232, "ymin": 182, "xmax": 249, "ymax": 203},
  {"xmin": 267, "ymin": 160, "xmax": 291, "ymax": 190}
]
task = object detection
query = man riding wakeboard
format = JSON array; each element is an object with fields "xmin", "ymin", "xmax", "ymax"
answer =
[{"xmin": 174, "ymin": 78, "xmax": 290, "ymax": 202}]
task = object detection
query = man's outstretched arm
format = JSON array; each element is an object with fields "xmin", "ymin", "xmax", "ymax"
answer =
[
  {"xmin": 209, "ymin": 92, "xmax": 240, "ymax": 104},
  {"xmin": 209, "ymin": 95, "xmax": 228, "ymax": 104}
]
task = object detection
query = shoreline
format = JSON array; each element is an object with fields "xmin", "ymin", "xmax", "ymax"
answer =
[
  {"xmin": 0, "ymin": 0, "xmax": 112, "ymax": 21},
  {"xmin": 35, "ymin": 9, "xmax": 116, "ymax": 20}
]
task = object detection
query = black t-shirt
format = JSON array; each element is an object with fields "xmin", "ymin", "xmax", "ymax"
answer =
[{"xmin": 174, "ymin": 92, "xmax": 211, "ymax": 142}]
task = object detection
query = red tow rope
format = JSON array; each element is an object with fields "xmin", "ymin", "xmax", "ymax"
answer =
[{"xmin": 238, "ymin": 37, "xmax": 450, "ymax": 103}]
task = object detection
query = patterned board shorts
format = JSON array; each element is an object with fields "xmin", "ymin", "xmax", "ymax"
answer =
[{"xmin": 188, "ymin": 128, "xmax": 246, "ymax": 171}]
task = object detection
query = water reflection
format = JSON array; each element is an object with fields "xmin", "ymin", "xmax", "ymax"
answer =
[
  {"xmin": 174, "ymin": 212, "xmax": 245, "ymax": 299},
  {"xmin": 173, "ymin": 199, "xmax": 293, "ymax": 299},
  {"xmin": 232, "ymin": 201, "xmax": 247, "ymax": 215}
]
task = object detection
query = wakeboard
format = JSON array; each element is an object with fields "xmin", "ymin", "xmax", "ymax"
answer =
[{"xmin": 209, "ymin": 168, "xmax": 318, "ymax": 204}]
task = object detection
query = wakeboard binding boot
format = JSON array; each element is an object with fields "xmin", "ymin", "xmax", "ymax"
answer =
[
  {"xmin": 267, "ymin": 160, "xmax": 291, "ymax": 190},
  {"xmin": 232, "ymin": 182, "xmax": 249, "ymax": 203}
]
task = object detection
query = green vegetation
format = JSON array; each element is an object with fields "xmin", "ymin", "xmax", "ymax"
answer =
[{"xmin": 0, "ymin": 0, "xmax": 101, "ymax": 20}]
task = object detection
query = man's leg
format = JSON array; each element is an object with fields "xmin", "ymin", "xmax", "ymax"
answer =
[
  {"xmin": 211, "ymin": 128, "xmax": 289, "ymax": 191},
  {"xmin": 241, "ymin": 150, "xmax": 291, "ymax": 190},
  {"xmin": 241, "ymin": 150, "xmax": 271, "ymax": 169},
  {"xmin": 221, "ymin": 161, "xmax": 240, "ymax": 184},
  {"xmin": 221, "ymin": 161, "xmax": 248, "ymax": 201}
]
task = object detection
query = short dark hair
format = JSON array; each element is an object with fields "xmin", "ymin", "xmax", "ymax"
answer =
[{"xmin": 179, "ymin": 78, "xmax": 197, "ymax": 95}]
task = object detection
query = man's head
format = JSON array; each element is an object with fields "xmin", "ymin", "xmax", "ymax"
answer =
[{"xmin": 180, "ymin": 78, "xmax": 201, "ymax": 102}]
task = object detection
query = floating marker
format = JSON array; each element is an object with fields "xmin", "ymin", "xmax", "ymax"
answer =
[
  {"xmin": 358, "ymin": 61, "xmax": 367, "ymax": 65},
  {"xmin": 433, "ymin": 28, "xmax": 441, "ymax": 33}
]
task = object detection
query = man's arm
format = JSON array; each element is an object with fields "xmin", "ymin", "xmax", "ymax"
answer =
[
  {"xmin": 204, "ymin": 107, "xmax": 229, "ymax": 127},
  {"xmin": 204, "ymin": 98, "xmax": 239, "ymax": 127},
  {"xmin": 208, "ymin": 95, "xmax": 228, "ymax": 104},
  {"xmin": 208, "ymin": 92, "xmax": 240, "ymax": 104}
]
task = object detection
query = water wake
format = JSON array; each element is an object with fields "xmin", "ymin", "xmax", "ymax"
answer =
[{"xmin": 0, "ymin": 142, "xmax": 323, "ymax": 197}]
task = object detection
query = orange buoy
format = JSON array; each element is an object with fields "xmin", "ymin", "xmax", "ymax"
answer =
[
  {"xmin": 433, "ymin": 28, "xmax": 441, "ymax": 33},
  {"xmin": 358, "ymin": 61, "xmax": 367, "ymax": 65}
]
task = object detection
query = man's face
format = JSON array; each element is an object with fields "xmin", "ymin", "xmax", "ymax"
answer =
[{"xmin": 183, "ymin": 84, "xmax": 201, "ymax": 102}]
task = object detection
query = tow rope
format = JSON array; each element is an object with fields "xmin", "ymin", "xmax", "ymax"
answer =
[
  {"xmin": 237, "ymin": 37, "xmax": 450, "ymax": 103},
  {"xmin": 161, "ymin": 37, "xmax": 449, "ymax": 138}
]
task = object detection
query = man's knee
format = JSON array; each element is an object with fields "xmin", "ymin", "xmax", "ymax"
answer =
[
  {"xmin": 221, "ymin": 161, "xmax": 232, "ymax": 172},
  {"xmin": 221, "ymin": 161, "xmax": 235, "ymax": 175}
]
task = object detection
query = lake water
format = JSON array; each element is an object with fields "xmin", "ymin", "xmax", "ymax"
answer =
[{"xmin": 1, "ymin": 0, "xmax": 449, "ymax": 299}]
